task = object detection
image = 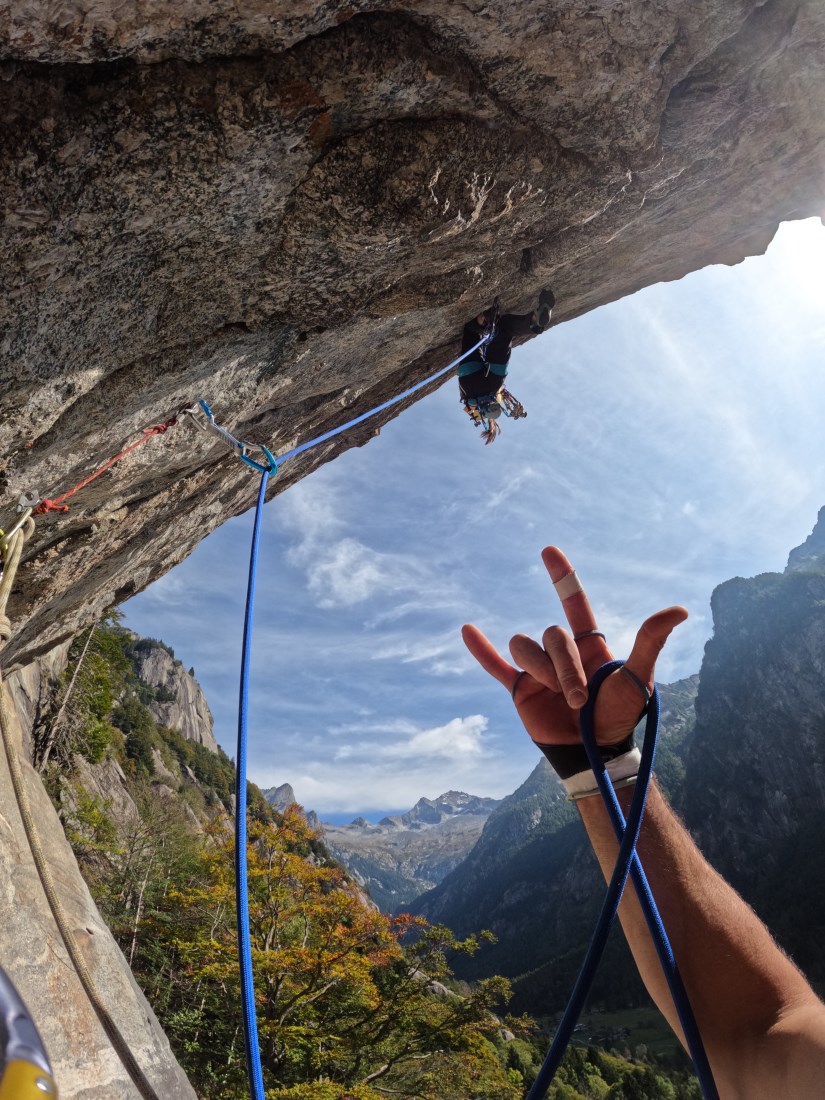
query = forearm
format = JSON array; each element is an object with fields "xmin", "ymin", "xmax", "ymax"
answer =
[{"xmin": 578, "ymin": 781, "xmax": 825, "ymax": 1098}]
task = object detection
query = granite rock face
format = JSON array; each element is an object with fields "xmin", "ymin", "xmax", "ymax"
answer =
[
  {"xmin": 132, "ymin": 641, "xmax": 218, "ymax": 750},
  {"xmin": 785, "ymin": 505, "xmax": 825, "ymax": 574},
  {"xmin": 682, "ymin": 518, "xmax": 825, "ymax": 896},
  {"xmin": 262, "ymin": 781, "xmax": 297, "ymax": 809},
  {"xmin": 2, "ymin": 0, "xmax": 825, "ymax": 672},
  {"xmin": 0, "ymin": 662, "xmax": 197, "ymax": 1100},
  {"xmin": 2, "ymin": 3, "xmax": 825, "ymax": 1090}
]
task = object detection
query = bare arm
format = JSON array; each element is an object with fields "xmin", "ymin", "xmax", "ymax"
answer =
[
  {"xmin": 580, "ymin": 782, "xmax": 825, "ymax": 1099},
  {"xmin": 463, "ymin": 545, "xmax": 825, "ymax": 1099}
]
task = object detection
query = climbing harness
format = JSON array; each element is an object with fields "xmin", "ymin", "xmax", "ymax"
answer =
[
  {"xmin": 479, "ymin": 296, "xmax": 500, "ymax": 364},
  {"xmin": 462, "ymin": 385, "xmax": 527, "ymax": 444},
  {"xmin": 0, "ymin": 966, "xmax": 56, "ymax": 1100},
  {"xmin": 0, "ymin": 518, "xmax": 163, "ymax": 1100},
  {"xmin": 526, "ymin": 661, "xmax": 718, "ymax": 1100}
]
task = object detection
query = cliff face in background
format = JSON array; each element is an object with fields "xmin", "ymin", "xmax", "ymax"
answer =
[
  {"xmin": 681, "ymin": 507, "xmax": 825, "ymax": 974},
  {"xmin": 412, "ymin": 513, "xmax": 825, "ymax": 1015},
  {"xmin": 132, "ymin": 640, "xmax": 218, "ymax": 750},
  {"xmin": 3, "ymin": 0, "xmax": 825, "ymax": 671},
  {"xmin": 410, "ymin": 679, "xmax": 699, "ymax": 1011}
]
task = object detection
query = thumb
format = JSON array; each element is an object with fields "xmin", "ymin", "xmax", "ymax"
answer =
[{"xmin": 624, "ymin": 606, "xmax": 688, "ymax": 688}]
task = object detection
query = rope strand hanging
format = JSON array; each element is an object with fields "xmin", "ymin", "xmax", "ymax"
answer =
[{"xmin": 0, "ymin": 520, "xmax": 163, "ymax": 1100}]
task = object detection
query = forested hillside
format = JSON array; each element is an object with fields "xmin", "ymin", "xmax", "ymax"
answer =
[{"xmin": 44, "ymin": 621, "xmax": 703, "ymax": 1097}]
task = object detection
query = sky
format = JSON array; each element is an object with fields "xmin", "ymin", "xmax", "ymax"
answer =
[{"xmin": 123, "ymin": 217, "xmax": 825, "ymax": 821}]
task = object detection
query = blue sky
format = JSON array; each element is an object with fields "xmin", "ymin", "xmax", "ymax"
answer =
[{"xmin": 123, "ymin": 218, "xmax": 825, "ymax": 818}]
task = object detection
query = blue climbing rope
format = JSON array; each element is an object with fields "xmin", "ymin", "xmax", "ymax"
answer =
[
  {"xmin": 273, "ymin": 335, "xmax": 490, "ymax": 465},
  {"xmin": 526, "ymin": 661, "xmax": 718, "ymax": 1100},
  {"xmin": 227, "ymin": 335, "xmax": 491, "ymax": 1100},
  {"xmin": 235, "ymin": 469, "xmax": 271, "ymax": 1100}
]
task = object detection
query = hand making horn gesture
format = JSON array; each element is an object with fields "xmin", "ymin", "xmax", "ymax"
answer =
[{"xmin": 462, "ymin": 547, "xmax": 688, "ymax": 755}]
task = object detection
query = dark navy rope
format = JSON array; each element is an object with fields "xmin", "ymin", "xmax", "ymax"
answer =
[
  {"xmin": 235, "ymin": 469, "xmax": 269, "ymax": 1100},
  {"xmin": 527, "ymin": 661, "xmax": 718, "ymax": 1100},
  {"xmin": 274, "ymin": 336, "xmax": 489, "ymax": 465},
  {"xmin": 582, "ymin": 664, "xmax": 718, "ymax": 1099},
  {"xmin": 525, "ymin": 661, "xmax": 659, "ymax": 1099}
]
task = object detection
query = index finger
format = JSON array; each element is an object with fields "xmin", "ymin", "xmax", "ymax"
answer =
[
  {"xmin": 461, "ymin": 624, "xmax": 520, "ymax": 694},
  {"xmin": 541, "ymin": 546, "xmax": 599, "ymax": 636}
]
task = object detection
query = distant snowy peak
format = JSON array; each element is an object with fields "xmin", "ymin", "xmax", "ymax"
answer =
[
  {"xmin": 344, "ymin": 791, "xmax": 501, "ymax": 833},
  {"xmin": 321, "ymin": 791, "xmax": 502, "ymax": 912}
]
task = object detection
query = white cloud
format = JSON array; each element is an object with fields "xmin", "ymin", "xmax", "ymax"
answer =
[
  {"xmin": 371, "ymin": 631, "xmax": 476, "ymax": 677},
  {"xmin": 327, "ymin": 714, "xmax": 489, "ymax": 763},
  {"xmin": 387, "ymin": 714, "xmax": 489, "ymax": 760},
  {"xmin": 277, "ymin": 476, "xmax": 466, "ymax": 614}
]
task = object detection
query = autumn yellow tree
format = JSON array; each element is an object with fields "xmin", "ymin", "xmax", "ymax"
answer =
[{"xmin": 158, "ymin": 806, "xmax": 523, "ymax": 1099}]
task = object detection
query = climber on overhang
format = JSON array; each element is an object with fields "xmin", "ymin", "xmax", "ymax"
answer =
[{"xmin": 458, "ymin": 287, "xmax": 554, "ymax": 444}]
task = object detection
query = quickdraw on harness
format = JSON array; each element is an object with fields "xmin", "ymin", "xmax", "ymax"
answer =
[{"xmin": 462, "ymin": 386, "xmax": 527, "ymax": 445}]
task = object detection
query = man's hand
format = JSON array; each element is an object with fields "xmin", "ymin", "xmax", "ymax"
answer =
[{"xmin": 461, "ymin": 546, "xmax": 687, "ymax": 750}]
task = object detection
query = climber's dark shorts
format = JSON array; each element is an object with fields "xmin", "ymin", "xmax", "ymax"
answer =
[{"xmin": 458, "ymin": 364, "xmax": 507, "ymax": 401}]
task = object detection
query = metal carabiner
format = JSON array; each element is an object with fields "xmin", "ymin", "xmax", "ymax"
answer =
[
  {"xmin": 194, "ymin": 400, "xmax": 278, "ymax": 476},
  {"xmin": 239, "ymin": 444, "xmax": 278, "ymax": 476},
  {"xmin": 1, "ymin": 502, "xmax": 36, "ymax": 562},
  {"xmin": 0, "ymin": 966, "xmax": 57, "ymax": 1100}
]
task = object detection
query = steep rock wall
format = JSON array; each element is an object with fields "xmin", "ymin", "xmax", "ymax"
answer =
[
  {"xmin": 681, "ymin": 511, "xmax": 825, "ymax": 971},
  {"xmin": 2, "ymin": 0, "xmax": 825, "ymax": 670},
  {"xmin": 132, "ymin": 642, "xmax": 218, "ymax": 750},
  {"xmin": 0, "ymin": 661, "xmax": 197, "ymax": 1099},
  {"xmin": 2, "ymin": 3, "xmax": 825, "ymax": 1091}
]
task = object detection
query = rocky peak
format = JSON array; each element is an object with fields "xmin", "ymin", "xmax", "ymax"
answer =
[
  {"xmin": 398, "ymin": 790, "xmax": 500, "ymax": 828},
  {"xmin": 131, "ymin": 640, "xmax": 218, "ymax": 752},
  {"xmin": 262, "ymin": 782, "xmax": 297, "ymax": 809},
  {"xmin": 785, "ymin": 506, "xmax": 825, "ymax": 573},
  {"xmin": 321, "ymin": 789, "xmax": 501, "ymax": 911}
]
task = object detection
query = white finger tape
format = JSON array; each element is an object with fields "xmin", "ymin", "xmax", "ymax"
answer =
[{"xmin": 554, "ymin": 571, "xmax": 584, "ymax": 600}]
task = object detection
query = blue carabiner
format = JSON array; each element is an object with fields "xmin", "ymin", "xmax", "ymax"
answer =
[{"xmin": 240, "ymin": 445, "xmax": 279, "ymax": 476}]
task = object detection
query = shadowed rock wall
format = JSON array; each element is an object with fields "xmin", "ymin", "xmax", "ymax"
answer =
[{"xmin": 2, "ymin": 0, "xmax": 824, "ymax": 670}]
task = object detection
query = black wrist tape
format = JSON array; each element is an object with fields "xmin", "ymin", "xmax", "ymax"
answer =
[{"xmin": 536, "ymin": 734, "xmax": 635, "ymax": 780}]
